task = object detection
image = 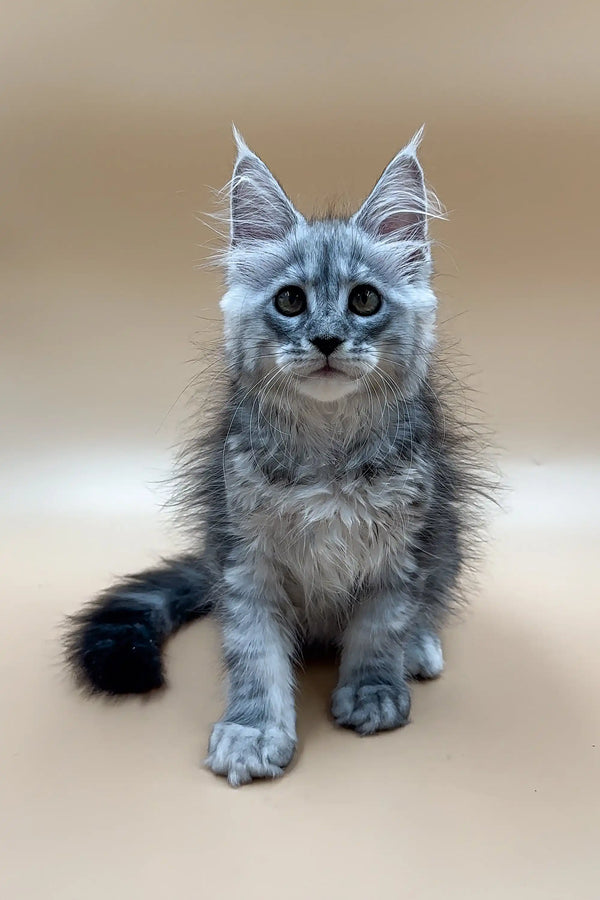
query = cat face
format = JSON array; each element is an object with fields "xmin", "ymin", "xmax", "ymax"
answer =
[{"xmin": 220, "ymin": 129, "xmax": 440, "ymax": 403}]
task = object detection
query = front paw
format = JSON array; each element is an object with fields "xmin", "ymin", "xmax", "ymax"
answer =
[
  {"xmin": 331, "ymin": 681, "xmax": 411, "ymax": 735},
  {"xmin": 205, "ymin": 721, "xmax": 296, "ymax": 787}
]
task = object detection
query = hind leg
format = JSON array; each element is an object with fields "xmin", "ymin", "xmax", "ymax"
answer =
[{"xmin": 404, "ymin": 626, "xmax": 444, "ymax": 680}]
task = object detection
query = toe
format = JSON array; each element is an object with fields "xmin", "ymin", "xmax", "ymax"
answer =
[
  {"xmin": 205, "ymin": 721, "xmax": 295, "ymax": 786},
  {"xmin": 332, "ymin": 683, "xmax": 411, "ymax": 734}
]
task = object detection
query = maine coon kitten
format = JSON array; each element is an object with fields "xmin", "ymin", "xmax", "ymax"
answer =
[{"xmin": 65, "ymin": 128, "xmax": 485, "ymax": 786}]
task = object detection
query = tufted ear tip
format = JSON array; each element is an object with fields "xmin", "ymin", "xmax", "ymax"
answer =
[
  {"xmin": 231, "ymin": 124, "xmax": 251, "ymax": 161},
  {"xmin": 403, "ymin": 124, "xmax": 426, "ymax": 159}
]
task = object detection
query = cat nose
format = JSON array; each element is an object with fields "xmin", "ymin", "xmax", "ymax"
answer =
[{"xmin": 311, "ymin": 336, "xmax": 343, "ymax": 356}]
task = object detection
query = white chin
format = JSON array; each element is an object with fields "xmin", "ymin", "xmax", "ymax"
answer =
[{"xmin": 296, "ymin": 373, "xmax": 359, "ymax": 402}]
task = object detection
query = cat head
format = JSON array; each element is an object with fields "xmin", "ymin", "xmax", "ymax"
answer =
[{"xmin": 219, "ymin": 127, "xmax": 442, "ymax": 403}]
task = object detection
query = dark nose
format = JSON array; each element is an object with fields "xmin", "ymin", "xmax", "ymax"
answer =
[{"xmin": 311, "ymin": 335, "xmax": 343, "ymax": 356}]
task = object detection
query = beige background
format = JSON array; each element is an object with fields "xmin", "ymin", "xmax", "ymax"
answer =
[{"xmin": 2, "ymin": 2, "xmax": 599, "ymax": 898}]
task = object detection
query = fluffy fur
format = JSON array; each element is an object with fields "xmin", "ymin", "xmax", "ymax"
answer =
[{"xmin": 64, "ymin": 128, "xmax": 490, "ymax": 786}]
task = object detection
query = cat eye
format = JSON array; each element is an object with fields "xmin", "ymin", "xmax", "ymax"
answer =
[
  {"xmin": 348, "ymin": 285, "xmax": 382, "ymax": 316},
  {"xmin": 274, "ymin": 286, "xmax": 307, "ymax": 317}
]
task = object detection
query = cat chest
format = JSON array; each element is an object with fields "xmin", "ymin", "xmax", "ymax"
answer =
[{"xmin": 230, "ymin": 460, "xmax": 427, "ymax": 597}]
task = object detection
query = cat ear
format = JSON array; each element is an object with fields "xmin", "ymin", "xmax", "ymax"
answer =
[
  {"xmin": 353, "ymin": 127, "xmax": 429, "ymax": 242},
  {"xmin": 230, "ymin": 127, "xmax": 302, "ymax": 246}
]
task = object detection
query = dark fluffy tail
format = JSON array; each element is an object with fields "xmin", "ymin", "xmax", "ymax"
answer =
[{"xmin": 64, "ymin": 555, "xmax": 213, "ymax": 696}]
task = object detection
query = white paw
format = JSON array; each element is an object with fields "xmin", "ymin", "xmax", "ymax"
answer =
[
  {"xmin": 331, "ymin": 682, "xmax": 411, "ymax": 735},
  {"xmin": 205, "ymin": 721, "xmax": 296, "ymax": 787},
  {"xmin": 404, "ymin": 630, "xmax": 444, "ymax": 679}
]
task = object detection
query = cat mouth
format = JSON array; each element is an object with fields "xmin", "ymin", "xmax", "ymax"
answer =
[
  {"xmin": 294, "ymin": 362, "xmax": 362, "ymax": 399},
  {"xmin": 309, "ymin": 362, "xmax": 354, "ymax": 379},
  {"xmin": 296, "ymin": 361, "xmax": 360, "ymax": 382},
  {"xmin": 313, "ymin": 364, "xmax": 339, "ymax": 378}
]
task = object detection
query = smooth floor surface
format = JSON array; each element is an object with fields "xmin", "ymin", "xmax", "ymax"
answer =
[{"xmin": 2, "ymin": 2, "xmax": 600, "ymax": 898}]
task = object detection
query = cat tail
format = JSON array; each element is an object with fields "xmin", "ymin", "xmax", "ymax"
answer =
[{"xmin": 64, "ymin": 555, "xmax": 214, "ymax": 696}]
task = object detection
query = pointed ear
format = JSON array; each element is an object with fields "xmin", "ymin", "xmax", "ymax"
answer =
[
  {"xmin": 229, "ymin": 127, "xmax": 302, "ymax": 246},
  {"xmin": 353, "ymin": 128, "xmax": 428, "ymax": 242}
]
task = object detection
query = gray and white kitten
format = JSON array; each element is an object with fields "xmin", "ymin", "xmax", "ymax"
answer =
[{"xmin": 65, "ymin": 129, "xmax": 485, "ymax": 786}]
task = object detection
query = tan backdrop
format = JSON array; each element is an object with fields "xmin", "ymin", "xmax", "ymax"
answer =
[{"xmin": 2, "ymin": 2, "xmax": 599, "ymax": 898}]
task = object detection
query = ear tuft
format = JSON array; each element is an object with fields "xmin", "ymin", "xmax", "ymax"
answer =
[
  {"xmin": 232, "ymin": 124, "xmax": 251, "ymax": 160},
  {"xmin": 404, "ymin": 124, "xmax": 425, "ymax": 158}
]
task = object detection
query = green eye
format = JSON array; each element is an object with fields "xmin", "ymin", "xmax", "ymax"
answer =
[
  {"xmin": 274, "ymin": 286, "xmax": 307, "ymax": 317},
  {"xmin": 348, "ymin": 285, "xmax": 382, "ymax": 316}
]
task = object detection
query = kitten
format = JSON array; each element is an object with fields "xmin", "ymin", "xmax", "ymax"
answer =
[{"xmin": 65, "ymin": 128, "xmax": 486, "ymax": 786}]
